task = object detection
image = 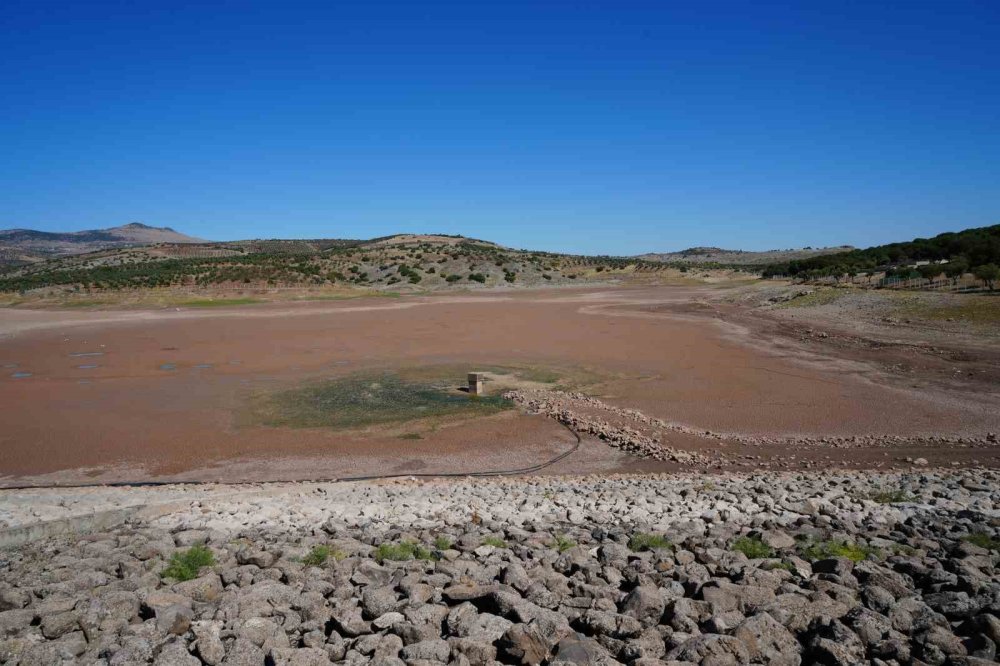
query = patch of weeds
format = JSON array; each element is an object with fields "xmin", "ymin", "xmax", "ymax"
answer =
[
  {"xmin": 628, "ymin": 533, "xmax": 673, "ymax": 553},
  {"xmin": 374, "ymin": 541, "xmax": 432, "ymax": 563},
  {"xmin": 162, "ymin": 545, "xmax": 215, "ymax": 582},
  {"xmin": 433, "ymin": 535, "xmax": 453, "ymax": 551},
  {"xmin": 889, "ymin": 543, "xmax": 917, "ymax": 556},
  {"xmin": 763, "ymin": 560, "xmax": 796, "ymax": 573},
  {"xmin": 554, "ymin": 535, "xmax": 576, "ymax": 553},
  {"xmin": 302, "ymin": 545, "xmax": 343, "ymax": 566},
  {"xmin": 542, "ymin": 491, "xmax": 556, "ymax": 501},
  {"xmin": 699, "ymin": 481, "xmax": 716, "ymax": 492},
  {"xmin": 398, "ymin": 432, "xmax": 423, "ymax": 440},
  {"xmin": 865, "ymin": 488, "xmax": 913, "ymax": 504},
  {"xmin": 732, "ymin": 536, "xmax": 774, "ymax": 559},
  {"xmin": 482, "ymin": 536, "xmax": 507, "ymax": 548},
  {"xmin": 249, "ymin": 371, "xmax": 512, "ymax": 430},
  {"xmin": 799, "ymin": 539, "xmax": 879, "ymax": 562},
  {"xmin": 963, "ymin": 532, "xmax": 1000, "ymax": 551}
]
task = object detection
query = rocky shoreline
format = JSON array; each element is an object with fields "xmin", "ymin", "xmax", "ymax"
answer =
[{"xmin": 1, "ymin": 470, "xmax": 998, "ymax": 665}]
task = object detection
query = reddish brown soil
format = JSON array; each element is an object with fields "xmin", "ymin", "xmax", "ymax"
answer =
[{"xmin": 1, "ymin": 286, "xmax": 998, "ymax": 486}]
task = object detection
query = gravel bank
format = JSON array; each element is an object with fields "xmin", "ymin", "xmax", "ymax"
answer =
[{"xmin": 1, "ymin": 470, "xmax": 999, "ymax": 664}]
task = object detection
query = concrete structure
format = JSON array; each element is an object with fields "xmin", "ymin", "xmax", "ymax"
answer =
[{"xmin": 468, "ymin": 372, "xmax": 485, "ymax": 395}]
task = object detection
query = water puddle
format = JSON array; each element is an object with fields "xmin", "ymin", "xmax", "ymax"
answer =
[
  {"xmin": 2, "ymin": 363, "xmax": 18, "ymax": 369},
  {"xmin": 69, "ymin": 352, "xmax": 104, "ymax": 358},
  {"xmin": 11, "ymin": 372, "xmax": 32, "ymax": 379},
  {"xmin": 76, "ymin": 364, "xmax": 99, "ymax": 369},
  {"xmin": 193, "ymin": 364, "xmax": 213, "ymax": 369},
  {"xmin": 159, "ymin": 363, "xmax": 177, "ymax": 371}
]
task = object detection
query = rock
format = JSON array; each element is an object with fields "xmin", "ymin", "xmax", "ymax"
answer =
[
  {"xmin": 362, "ymin": 585, "xmax": 399, "ymax": 619},
  {"xmin": 498, "ymin": 623, "xmax": 553, "ymax": 665},
  {"xmin": 174, "ymin": 529, "xmax": 210, "ymax": 546},
  {"xmin": 621, "ymin": 586, "xmax": 666, "ymax": 627},
  {"xmin": 193, "ymin": 620, "xmax": 227, "ymax": 665},
  {"xmin": 223, "ymin": 637, "xmax": 267, "ymax": 666},
  {"xmin": 155, "ymin": 640, "xmax": 202, "ymax": 666},
  {"xmin": 173, "ymin": 573, "xmax": 223, "ymax": 602},
  {"xmin": 665, "ymin": 633, "xmax": 752, "ymax": 665},
  {"xmin": 760, "ymin": 530, "xmax": 796, "ymax": 550},
  {"xmin": 733, "ymin": 612, "xmax": 801, "ymax": 666},
  {"xmin": 40, "ymin": 611, "xmax": 78, "ymax": 639},
  {"xmin": 269, "ymin": 647, "xmax": 334, "ymax": 666},
  {"xmin": 0, "ymin": 609, "xmax": 35, "ymax": 638},
  {"xmin": 238, "ymin": 617, "xmax": 290, "ymax": 649},
  {"xmin": 400, "ymin": 639, "xmax": 451, "ymax": 662},
  {"xmin": 156, "ymin": 604, "xmax": 194, "ymax": 636}
]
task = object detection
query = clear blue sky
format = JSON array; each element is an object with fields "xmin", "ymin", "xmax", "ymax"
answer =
[{"xmin": 2, "ymin": 1, "xmax": 998, "ymax": 255}]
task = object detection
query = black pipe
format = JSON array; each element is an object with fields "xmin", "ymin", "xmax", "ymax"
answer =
[{"xmin": 0, "ymin": 424, "xmax": 582, "ymax": 491}]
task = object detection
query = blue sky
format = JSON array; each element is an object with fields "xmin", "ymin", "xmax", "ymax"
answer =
[{"xmin": 2, "ymin": 1, "xmax": 998, "ymax": 255}]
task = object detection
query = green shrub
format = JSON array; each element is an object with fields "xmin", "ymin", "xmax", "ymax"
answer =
[
  {"xmin": 163, "ymin": 545, "xmax": 215, "ymax": 581},
  {"xmin": 628, "ymin": 533, "xmax": 673, "ymax": 552},
  {"xmin": 374, "ymin": 541, "xmax": 432, "ymax": 563},
  {"xmin": 554, "ymin": 535, "xmax": 576, "ymax": 553},
  {"xmin": 799, "ymin": 539, "xmax": 878, "ymax": 562},
  {"xmin": 469, "ymin": 273, "xmax": 486, "ymax": 283},
  {"xmin": 433, "ymin": 535, "xmax": 453, "ymax": 550},
  {"xmin": 732, "ymin": 536, "xmax": 774, "ymax": 559},
  {"xmin": 302, "ymin": 545, "xmax": 335, "ymax": 566},
  {"xmin": 963, "ymin": 531, "xmax": 1000, "ymax": 550},
  {"xmin": 481, "ymin": 536, "xmax": 507, "ymax": 548},
  {"xmin": 866, "ymin": 488, "xmax": 913, "ymax": 504}
]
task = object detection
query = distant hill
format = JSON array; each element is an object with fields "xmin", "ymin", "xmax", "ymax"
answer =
[
  {"xmin": 637, "ymin": 245, "xmax": 853, "ymax": 266},
  {"xmin": 0, "ymin": 223, "xmax": 203, "ymax": 265},
  {"xmin": 0, "ymin": 233, "xmax": 669, "ymax": 293}
]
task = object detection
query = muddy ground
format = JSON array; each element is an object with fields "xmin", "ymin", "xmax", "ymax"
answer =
[{"xmin": 0, "ymin": 284, "xmax": 997, "ymax": 486}]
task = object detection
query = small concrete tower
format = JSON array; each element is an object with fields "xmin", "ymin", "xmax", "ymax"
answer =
[{"xmin": 468, "ymin": 372, "xmax": 485, "ymax": 396}]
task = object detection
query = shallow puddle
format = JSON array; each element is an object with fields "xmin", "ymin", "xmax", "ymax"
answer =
[
  {"xmin": 159, "ymin": 363, "xmax": 177, "ymax": 371},
  {"xmin": 11, "ymin": 372, "xmax": 32, "ymax": 379},
  {"xmin": 69, "ymin": 352, "xmax": 104, "ymax": 358},
  {"xmin": 76, "ymin": 364, "xmax": 99, "ymax": 369},
  {"xmin": 193, "ymin": 364, "xmax": 213, "ymax": 369}
]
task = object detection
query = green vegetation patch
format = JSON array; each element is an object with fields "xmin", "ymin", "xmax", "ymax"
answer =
[
  {"xmin": 249, "ymin": 371, "xmax": 512, "ymax": 430},
  {"xmin": 162, "ymin": 545, "xmax": 215, "ymax": 581},
  {"xmin": 799, "ymin": 539, "xmax": 878, "ymax": 562},
  {"xmin": 865, "ymin": 488, "xmax": 914, "ymax": 504},
  {"xmin": 899, "ymin": 296, "xmax": 1000, "ymax": 326},
  {"xmin": 732, "ymin": 536, "xmax": 774, "ymax": 559},
  {"xmin": 301, "ymin": 545, "xmax": 344, "ymax": 566},
  {"xmin": 433, "ymin": 536, "xmax": 453, "ymax": 551},
  {"xmin": 554, "ymin": 535, "xmax": 577, "ymax": 553},
  {"xmin": 628, "ymin": 533, "xmax": 673, "ymax": 552},
  {"xmin": 374, "ymin": 541, "xmax": 432, "ymax": 563},
  {"xmin": 963, "ymin": 531, "xmax": 1000, "ymax": 551},
  {"xmin": 481, "ymin": 536, "xmax": 508, "ymax": 548}
]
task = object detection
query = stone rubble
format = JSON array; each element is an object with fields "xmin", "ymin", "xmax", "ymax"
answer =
[
  {"xmin": 502, "ymin": 389, "xmax": 1000, "ymax": 462},
  {"xmin": 0, "ymin": 469, "xmax": 998, "ymax": 665}
]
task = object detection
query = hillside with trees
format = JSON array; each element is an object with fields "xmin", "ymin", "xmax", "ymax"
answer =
[
  {"xmin": 0, "ymin": 234, "xmax": 666, "ymax": 293},
  {"xmin": 760, "ymin": 225, "xmax": 1000, "ymax": 285}
]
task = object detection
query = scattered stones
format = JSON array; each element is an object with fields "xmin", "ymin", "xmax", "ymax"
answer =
[{"xmin": 0, "ymin": 470, "xmax": 997, "ymax": 665}]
